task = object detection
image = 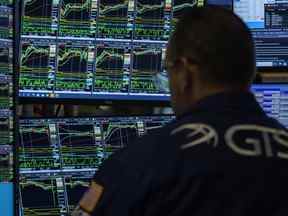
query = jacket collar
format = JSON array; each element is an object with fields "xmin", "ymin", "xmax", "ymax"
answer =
[{"xmin": 177, "ymin": 91, "xmax": 266, "ymax": 120}]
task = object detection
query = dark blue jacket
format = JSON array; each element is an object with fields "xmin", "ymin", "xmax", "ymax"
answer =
[{"xmin": 93, "ymin": 92, "xmax": 288, "ymax": 216}]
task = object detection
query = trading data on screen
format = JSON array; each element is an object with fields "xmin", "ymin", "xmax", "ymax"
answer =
[
  {"xmin": 19, "ymin": 0, "xmax": 233, "ymax": 101},
  {"xmin": 252, "ymin": 84, "xmax": 288, "ymax": 127},
  {"xmin": 234, "ymin": 0, "xmax": 288, "ymax": 68},
  {"xmin": 0, "ymin": 1, "xmax": 15, "ymax": 215},
  {"xmin": 18, "ymin": 115, "xmax": 174, "ymax": 215},
  {"xmin": 0, "ymin": 0, "xmax": 14, "ymax": 184}
]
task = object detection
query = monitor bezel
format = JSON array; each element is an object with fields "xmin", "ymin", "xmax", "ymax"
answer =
[
  {"xmin": 18, "ymin": 96, "xmax": 172, "ymax": 106},
  {"xmin": 13, "ymin": 0, "xmax": 20, "ymax": 215}
]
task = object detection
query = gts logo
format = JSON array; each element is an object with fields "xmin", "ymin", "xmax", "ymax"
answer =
[{"xmin": 171, "ymin": 124, "xmax": 288, "ymax": 159}]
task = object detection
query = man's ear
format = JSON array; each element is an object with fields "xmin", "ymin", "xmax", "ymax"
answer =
[{"xmin": 178, "ymin": 58, "xmax": 196, "ymax": 93}]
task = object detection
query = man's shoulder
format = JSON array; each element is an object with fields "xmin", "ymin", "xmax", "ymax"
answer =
[
  {"xmin": 93, "ymin": 125, "xmax": 175, "ymax": 187},
  {"xmin": 100, "ymin": 126, "xmax": 172, "ymax": 168},
  {"xmin": 105, "ymin": 121, "xmax": 183, "ymax": 173}
]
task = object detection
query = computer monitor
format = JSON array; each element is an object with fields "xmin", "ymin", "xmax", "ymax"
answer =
[
  {"xmin": 18, "ymin": 84, "xmax": 288, "ymax": 215},
  {"xmin": 18, "ymin": 115, "xmax": 175, "ymax": 215},
  {"xmin": 0, "ymin": 0, "xmax": 14, "ymax": 184},
  {"xmin": 252, "ymin": 84, "xmax": 288, "ymax": 127},
  {"xmin": 19, "ymin": 0, "xmax": 233, "ymax": 102},
  {"xmin": 19, "ymin": 0, "xmax": 171, "ymax": 102},
  {"xmin": 233, "ymin": 0, "xmax": 288, "ymax": 70},
  {"xmin": 0, "ymin": 0, "xmax": 16, "ymax": 215}
]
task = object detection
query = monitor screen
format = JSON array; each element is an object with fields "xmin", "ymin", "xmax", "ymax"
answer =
[
  {"xmin": 19, "ymin": 0, "xmax": 173, "ymax": 102},
  {"xmin": 18, "ymin": 84, "xmax": 288, "ymax": 215},
  {"xmin": 234, "ymin": 0, "xmax": 288, "ymax": 69},
  {"xmin": 252, "ymin": 84, "xmax": 288, "ymax": 127},
  {"xmin": 0, "ymin": 0, "xmax": 14, "ymax": 185},
  {"xmin": 18, "ymin": 115, "xmax": 175, "ymax": 215},
  {"xmin": 19, "ymin": 0, "xmax": 233, "ymax": 102},
  {"xmin": 0, "ymin": 0, "xmax": 15, "ymax": 215}
]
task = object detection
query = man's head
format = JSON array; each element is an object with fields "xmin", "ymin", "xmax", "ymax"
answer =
[{"xmin": 166, "ymin": 6, "xmax": 256, "ymax": 116}]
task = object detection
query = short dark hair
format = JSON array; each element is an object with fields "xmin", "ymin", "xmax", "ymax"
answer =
[{"xmin": 167, "ymin": 6, "xmax": 256, "ymax": 86}]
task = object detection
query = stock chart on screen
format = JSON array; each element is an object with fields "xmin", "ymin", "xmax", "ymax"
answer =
[
  {"xmin": 98, "ymin": 0, "xmax": 133, "ymax": 39},
  {"xmin": 0, "ymin": 0, "xmax": 14, "ymax": 184},
  {"xmin": 19, "ymin": 0, "xmax": 288, "ymax": 102},
  {"xmin": 19, "ymin": 115, "xmax": 174, "ymax": 215},
  {"xmin": 0, "ymin": 0, "xmax": 15, "ymax": 215},
  {"xmin": 19, "ymin": 0, "xmax": 214, "ymax": 101},
  {"xmin": 18, "ymin": 85, "xmax": 288, "ymax": 215}
]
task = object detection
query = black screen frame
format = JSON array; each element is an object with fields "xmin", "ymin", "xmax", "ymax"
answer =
[{"xmin": 13, "ymin": 0, "xmax": 20, "ymax": 214}]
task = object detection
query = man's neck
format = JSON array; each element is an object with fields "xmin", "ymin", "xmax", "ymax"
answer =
[{"xmin": 176, "ymin": 86, "xmax": 251, "ymax": 117}]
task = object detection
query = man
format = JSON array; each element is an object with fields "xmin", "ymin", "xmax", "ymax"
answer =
[{"xmin": 73, "ymin": 6, "xmax": 288, "ymax": 216}]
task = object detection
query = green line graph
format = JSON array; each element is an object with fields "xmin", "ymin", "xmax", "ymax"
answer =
[
  {"xmin": 173, "ymin": 1, "xmax": 197, "ymax": 13},
  {"xmin": 58, "ymin": 48, "xmax": 88, "ymax": 67},
  {"xmin": 24, "ymin": 0, "xmax": 52, "ymax": 17},
  {"xmin": 21, "ymin": 46, "xmax": 49, "ymax": 66},
  {"xmin": 103, "ymin": 123, "xmax": 137, "ymax": 141},
  {"xmin": 133, "ymin": 49, "xmax": 161, "ymax": 56},
  {"xmin": 59, "ymin": 131, "xmax": 94, "ymax": 143},
  {"xmin": 66, "ymin": 180, "xmax": 90, "ymax": 188},
  {"xmin": 20, "ymin": 126, "xmax": 49, "ymax": 134},
  {"xmin": 137, "ymin": 1, "xmax": 164, "ymax": 14},
  {"xmin": 21, "ymin": 179, "xmax": 56, "ymax": 191},
  {"xmin": 61, "ymin": 0, "xmax": 91, "ymax": 18},
  {"xmin": 23, "ymin": 208, "xmax": 61, "ymax": 216},
  {"xmin": 96, "ymin": 49, "xmax": 123, "ymax": 66},
  {"xmin": 99, "ymin": 1, "xmax": 128, "ymax": 15}
]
